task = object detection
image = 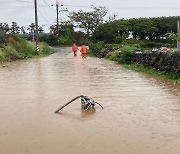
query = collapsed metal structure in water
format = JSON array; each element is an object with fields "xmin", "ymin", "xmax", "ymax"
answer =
[{"xmin": 55, "ymin": 95, "xmax": 104, "ymax": 113}]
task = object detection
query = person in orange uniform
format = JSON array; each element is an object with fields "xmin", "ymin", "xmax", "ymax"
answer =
[
  {"xmin": 72, "ymin": 43, "xmax": 78, "ymax": 56},
  {"xmin": 80, "ymin": 44, "xmax": 88, "ymax": 58}
]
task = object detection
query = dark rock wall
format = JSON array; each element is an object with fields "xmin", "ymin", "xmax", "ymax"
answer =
[
  {"xmin": 130, "ymin": 52, "xmax": 180, "ymax": 73},
  {"xmin": 93, "ymin": 48, "xmax": 180, "ymax": 73}
]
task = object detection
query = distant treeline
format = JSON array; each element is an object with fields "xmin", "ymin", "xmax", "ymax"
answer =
[
  {"xmin": 92, "ymin": 16, "xmax": 180, "ymax": 43},
  {"xmin": 1, "ymin": 16, "xmax": 180, "ymax": 47}
]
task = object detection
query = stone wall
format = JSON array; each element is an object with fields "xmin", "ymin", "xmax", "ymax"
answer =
[
  {"xmin": 93, "ymin": 48, "xmax": 115, "ymax": 58},
  {"xmin": 129, "ymin": 52, "xmax": 180, "ymax": 73},
  {"xmin": 93, "ymin": 48, "xmax": 180, "ymax": 74}
]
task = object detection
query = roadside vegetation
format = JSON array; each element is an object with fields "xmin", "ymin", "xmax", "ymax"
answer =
[
  {"xmin": 0, "ymin": 34, "xmax": 54, "ymax": 63},
  {"xmin": 123, "ymin": 64, "xmax": 180, "ymax": 82},
  {"xmin": 88, "ymin": 42, "xmax": 180, "ymax": 82}
]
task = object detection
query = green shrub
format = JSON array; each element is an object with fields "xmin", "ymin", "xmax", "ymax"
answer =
[
  {"xmin": 107, "ymin": 45, "xmax": 140, "ymax": 64},
  {"xmin": 108, "ymin": 50, "xmax": 120, "ymax": 61},
  {"xmin": 108, "ymin": 43, "xmax": 122, "ymax": 49},
  {"xmin": 3, "ymin": 44, "xmax": 21, "ymax": 60},
  {"xmin": 122, "ymin": 39, "xmax": 176, "ymax": 49},
  {"xmin": 93, "ymin": 41, "xmax": 105, "ymax": 50},
  {"xmin": 114, "ymin": 34, "xmax": 127, "ymax": 44},
  {"xmin": 118, "ymin": 45, "xmax": 139, "ymax": 63},
  {"xmin": 58, "ymin": 35, "xmax": 69, "ymax": 44},
  {"xmin": 172, "ymin": 49, "xmax": 180, "ymax": 54},
  {"xmin": 40, "ymin": 42, "xmax": 54, "ymax": 55},
  {"xmin": 0, "ymin": 34, "xmax": 54, "ymax": 62},
  {"xmin": 6, "ymin": 35, "xmax": 36, "ymax": 58},
  {"xmin": 119, "ymin": 50, "xmax": 132, "ymax": 63},
  {"xmin": 123, "ymin": 39, "xmax": 140, "ymax": 45},
  {"xmin": 24, "ymin": 41, "xmax": 36, "ymax": 57},
  {"xmin": 88, "ymin": 41, "xmax": 105, "ymax": 55},
  {"xmin": 120, "ymin": 45, "xmax": 140, "ymax": 52},
  {"xmin": 0, "ymin": 48, "xmax": 5, "ymax": 61},
  {"xmin": 40, "ymin": 34, "xmax": 58, "ymax": 46},
  {"xmin": 140, "ymin": 41, "xmax": 176, "ymax": 49}
]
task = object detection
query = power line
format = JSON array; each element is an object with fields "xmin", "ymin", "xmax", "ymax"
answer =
[
  {"xmin": 40, "ymin": 0, "xmax": 68, "ymax": 20},
  {"xmin": 35, "ymin": 0, "xmax": 69, "ymax": 30},
  {"xmin": 3, "ymin": 1, "xmax": 180, "ymax": 10},
  {"xmin": 59, "ymin": 9, "xmax": 69, "ymax": 21},
  {"xmin": 16, "ymin": 0, "xmax": 33, "ymax": 3},
  {"xmin": 13, "ymin": 1, "xmax": 180, "ymax": 11},
  {"xmin": 63, "ymin": 4, "xmax": 180, "ymax": 10},
  {"xmin": 41, "ymin": 0, "xmax": 56, "ymax": 12},
  {"xmin": 38, "ymin": 7, "xmax": 53, "ymax": 25},
  {"xmin": 63, "ymin": 5, "xmax": 90, "ymax": 9},
  {"xmin": 107, "ymin": 6, "xmax": 180, "ymax": 10},
  {"xmin": 39, "ymin": 0, "xmax": 57, "ymax": 21}
]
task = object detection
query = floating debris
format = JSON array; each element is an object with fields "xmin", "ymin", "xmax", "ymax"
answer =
[{"xmin": 55, "ymin": 95, "xmax": 104, "ymax": 113}]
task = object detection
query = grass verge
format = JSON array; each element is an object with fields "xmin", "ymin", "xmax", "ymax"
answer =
[
  {"xmin": 123, "ymin": 63, "xmax": 180, "ymax": 83},
  {"xmin": 0, "ymin": 34, "xmax": 55, "ymax": 63}
]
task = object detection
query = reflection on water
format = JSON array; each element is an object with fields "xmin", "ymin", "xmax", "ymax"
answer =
[
  {"xmin": 81, "ymin": 109, "xmax": 96, "ymax": 118},
  {"xmin": 0, "ymin": 47, "xmax": 180, "ymax": 154},
  {"xmin": 58, "ymin": 109, "xmax": 97, "ymax": 120},
  {"xmin": 143, "ymin": 73, "xmax": 180, "ymax": 97}
]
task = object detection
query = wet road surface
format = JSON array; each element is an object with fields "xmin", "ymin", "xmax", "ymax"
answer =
[{"xmin": 0, "ymin": 47, "xmax": 180, "ymax": 154}]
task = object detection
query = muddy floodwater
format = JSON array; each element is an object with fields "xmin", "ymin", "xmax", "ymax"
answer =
[{"xmin": 0, "ymin": 47, "xmax": 180, "ymax": 154}]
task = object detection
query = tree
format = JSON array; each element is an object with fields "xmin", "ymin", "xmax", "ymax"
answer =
[
  {"xmin": 92, "ymin": 16, "xmax": 180, "ymax": 42},
  {"xmin": 10, "ymin": 21, "xmax": 20, "ymax": 34},
  {"xmin": 128, "ymin": 16, "xmax": 180, "ymax": 40},
  {"xmin": 27, "ymin": 23, "xmax": 44, "ymax": 34},
  {"xmin": 49, "ymin": 21, "xmax": 73, "ymax": 35},
  {"xmin": 20, "ymin": 26, "xmax": 26, "ymax": 34},
  {"xmin": 27, "ymin": 23, "xmax": 35, "ymax": 33},
  {"xmin": 68, "ymin": 5, "xmax": 108, "ymax": 37},
  {"xmin": 166, "ymin": 31, "xmax": 180, "ymax": 41},
  {"xmin": 38, "ymin": 27, "xmax": 44, "ymax": 34},
  {"xmin": 0, "ymin": 22, "xmax": 10, "ymax": 34},
  {"xmin": 47, "ymin": 21, "xmax": 76, "ymax": 45},
  {"xmin": 49, "ymin": 24, "xmax": 57, "ymax": 35},
  {"xmin": 57, "ymin": 22, "xmax": 75, "ymax": 45},
  {"xmin": 129, "ymin": 18, "xmax": 159, "ymax": 40},
  {"xmin": 93, "ymin": 19, "xmax": 130, "ymax": 43}
]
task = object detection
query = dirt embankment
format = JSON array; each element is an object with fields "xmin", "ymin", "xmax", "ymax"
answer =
[{"xmin": 0, "ymin": 34, "xmax": 54, "ymax": 63}]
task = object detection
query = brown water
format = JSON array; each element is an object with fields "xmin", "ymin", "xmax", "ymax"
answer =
[{"xmin": 0, "ymin": 47, "xmax": 180, "ymax": 154}]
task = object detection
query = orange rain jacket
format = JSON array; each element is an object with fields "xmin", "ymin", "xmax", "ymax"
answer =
[
  {"xmin": 80, "ymin": 45, "xmax": 88, "ymax": 54},
  {"xmin": 72, "ymin": 44, "xmax": 78, "ymax": 52}
]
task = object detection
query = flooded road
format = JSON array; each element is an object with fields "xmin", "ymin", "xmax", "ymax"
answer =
[{"xmin": 0, "ymin": 47, "xmax": 180, "ymax": 154}]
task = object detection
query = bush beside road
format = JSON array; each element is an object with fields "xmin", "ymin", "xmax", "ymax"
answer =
[{"xmin": 0, "ymin": 34, "xmax": 54, "ymax": 63}]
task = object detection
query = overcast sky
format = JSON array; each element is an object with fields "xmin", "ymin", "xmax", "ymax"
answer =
[{"xmin": 0, "ymin": 0, "xmax": 180, "ymax": 32}]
